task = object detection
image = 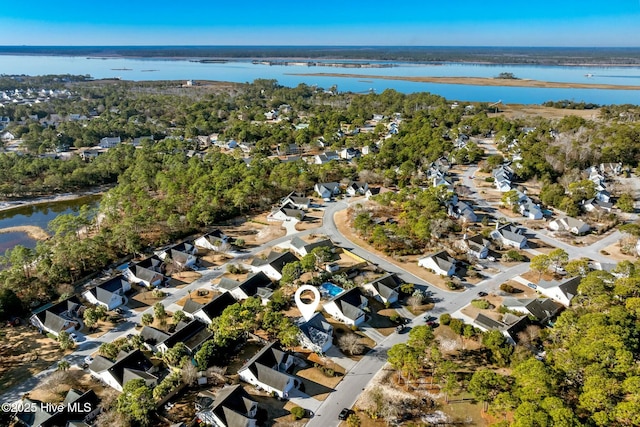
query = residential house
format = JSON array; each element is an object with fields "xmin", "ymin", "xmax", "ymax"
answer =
[
  {"xmin": 472, "ymin": 313, "xmax": 530, "ymax": 345},
  {"xmin": 30, "ymin": 296, "xmax": 82, "ymax": 337},
  {"xmin": 448, "ymin": 200, "xmax": 477, "ymax": 223},
  {"xmin": 314, "ymin": 151, "xmax": 340, "ymax": 165},
  {"xmin": 493, "ymin": 165, "xmax": 514, "ymax": 192},
  {"xmin": 99, "ymin": 136, "xmax": 121, "ymax": 149},
  {"xmin": 464, "ymin": 234, "xmax": 491, "ymax": 259},
  {"xmin": 80, "ymin": 149, "xmax": 103, "ymax": 161},
  {"xmin": 362, "ymin": 273, "xmax": 401, "ymax": 304},
  {"xmin": 418, "ymin": 251, "xmax": 457, "ymax": 276},
  {"xmin": 88, "ymin": 349, "xmax": 158, "ymax": 392},
  {"xmin": 132, "ymin": 135, "xmax": 153, "ymax": 147},
  {"xmin": 365, "ymin": 186, "xmax": 394, "ymax": 199},
  {"xmin": 238, "ymin": 342, "xmax": 301, "ymax": 399},
  {"xmin": 156, "ymin": 319, "xmax": 213, "ymax": 354},
  {"xmin": 582, "ymin": 198, "xmax": 614, "ymax": 213},
  {"xmin": 297, "ymin": 312, "xmax": 334, "ymax": 354},
  {"xmin": 281, "ymin": 191, "xmax": 311, "ymax": 210},
  {"xmin": 289, "ymin": 236, "xmax": 334, "ymax": 258},
  {"xmin": 217, "ymin": 272, "xmax": 274, "ymax": 303},
  {"xmin": 124, "ymin": 256, "xmax": 165, "ymax": 288},
  {"xmin": 83, "ymin": 275, "xmax": 131, "ymax": 310},
  {"xmin": 519, "ymin": 199, "xmax": 543, "ymax": 220},
  {"xmin": 501, "ymin": 298, "xmax": 563, "ymax": 324},
  {"xmin": 15, "ymin": 389, "xmax": 100, "ymax": 427},
  {"xmin": 323, "ymin": 287, "xmax": 368, "ymax": 326},
  {"xmin": 139, "ymin": 325, "xmax": 171, "ymax": 352},
  {"xmin": 188, "ymin": 292, "xmax": 237, "ymax": 325},
  {"xmin": 249, "ymin": 251, "xmax": 300, "ymax": 281},
  {"xmin": 596, "ymin": 190, "xmax": 612, "ymax": 203},
  {"xmin": 490, "ymin": 224, "xmax": 527, "ymax": 249},
  {"xmin": 339, "ymin": 147, "xmax": 360, "ymax": 160},
  {"xmin": 268, "ymin": 202, "xmax": 306, "ymax": 222},
  {"xmin": 314, "ymin": 182, "xmax": 341, "ymax": 200},
  {"xmin": 158, "ymin": 242, "xmax": 198, "ymax": 268},
  {"xmin": 0, "ymin": 130, "xmax": 15, "ymax": 141},
  {"xmin": 196, "ymin": 385, "xmax": 258, "ymax": 427},
  {"xmin": 549, "ymin": 217, "xmax": 591, "ymax": 235},
  {"xmin": 195, "ymin": 229, "xmax": 231, "ymax": 252},
  {"xmin": 264, "ymin": 110, "xmax": 278, "ymax": 120},
  {"xmin": 432, "ymin": 175, "xmax": 453, "ymax": 189},
  {"xmin": 346, "ymin": 181, "xmax": 368, "ymax": 196},
  {"xmin": 535, "ymin": 276, "xmax": 581, "ymax": 306}
]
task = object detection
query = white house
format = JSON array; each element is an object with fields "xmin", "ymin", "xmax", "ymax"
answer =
[
  {"xmin": 124, "ymin": 256, "xmax": 165, "ymax": 288},
  {"xmin": 281, "ymin": 191, "xmax": 311, "ymax": 210},
  {"xmin": 268, "ymin": 203, "xmax": 306, "ymax": 222},
  {"xmin": 535, "ymin": 276, "xmax": 581, "ymax": 306},
  {"xmin": 158, "ymin": 242, "xmax": 198, "ymax": 268},
  {"xmin": 323, "ymin": 287, "xmax": 368, "ymax": 326},
  {"xmin": 549, "ymin": 217, "xmax": 591, "ymax": 235},
  {"xmin": 519, "ymin": 199, "xmax": 543, "ymax": 220},
  {"xmin": 418, "ymin": 251, "xmax": 457, "ymax": 276},
  {"xmin": 238, "ymin": 343, "xmax": 301, "ymax": 399},
  {"xmin": 449, "ymin": 200, "xmax": 477, "ymax": 223},
  {"xmin": 582, "ymin": 198, "xmax": 613, "ymax": 213},
  {"xmin": 362, "ymin": 273, "xmax": 401, "ymax": 304},
  {"xmin": 217, "ymin": 272, "xmax": 274, "ymax": 304},
  {"xmin": 249, "ymin": 251, "xmax": 300, "ymax": 281},
  {"xmin": 490, "ymin": 224, "xmax": 527, "ymax": 249},
  {"xmin": 346, "ymin": 181, "xmax": 368, "ymax": 196},
  {"xmin": 99, "ymin": 136, "xmax": 121, "ymax": 149},
  {"xmin": 289, "ymin": 236, "xmax": 334, "ymax": 257},
  {"xmin": 30, "ymin": 297, "xmax": 82, "ymax": 337},
  {"xmin": 196, "ymin": 385, "xmax": 258, "ymax": 427},
  {"xmin": 314, "ymin": 182, "xmax": 341, "ymax": 200},
  {"xmin": 464, "ymin": 234, "xmax": 491, "ymax": 259},
  {"xmin": 83, "ymin": 275, "xmax": 131, "ymax": 310},
  {"xmin": 195, "ymin": 229, "xmax": 230, "ymax": 252},
  {"xmin": 297, "ymin": 312, "xmax": 334, "ymax": 354},
  {"xmin": 88, "ymin": 349, "xmax": 158, "ymax": 392},
  {"xmin": 501, "ymin": 298, "xmax": 562, "ymax": 323}
]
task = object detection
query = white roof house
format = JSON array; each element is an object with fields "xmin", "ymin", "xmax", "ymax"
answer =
[
  {"xmin": 418, "ymin": 251, "xmax": 457, "ymax": 277},
  {"xmin": 549, "ymin": 217, "xmax": 591, "ymax": 235}
]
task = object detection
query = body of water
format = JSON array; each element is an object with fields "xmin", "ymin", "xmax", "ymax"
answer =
[
  {"xmin": 2, "ymin": 54, "xmax": 640, "ymax": 104},
  {"xmin": 0, "ymin": 195, "xmax": 100, "ymax": 254}
]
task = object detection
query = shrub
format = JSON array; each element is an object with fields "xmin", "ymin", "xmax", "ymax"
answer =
[
  {"xmin": 471, "ymin": 299, "xmax": 490, "ymax": 309},
  {"xmin": 500, "ymin": 283, "xmax": 516, "ymax": 293},
  {"xmin": 389, "ymin": 313, "xmax": 401, "ymax": 323},
  {"xmin": 347, "ymin": 413, "xmax": 362, "ymax": 427},
  {"xmin": 485, "ymin": 177, "xmax": 495, "ymax": 183},
  {"xmin": 440, "ymin": 313, "xmax": 452, "ymax": 325},
  {"xmin": 504, "ymin": 249, "xmax": 525, "ymax": 262},
  {"xmin": 290, "ymin": 406, "xmax": 306, "ymax": 420},
  {"xmin": 449, "ymin": 318, "xmax": 464, "ymax": 335}
]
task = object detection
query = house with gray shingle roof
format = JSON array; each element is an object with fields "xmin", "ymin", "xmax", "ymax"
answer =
[
  {"xmin": 83, "ymin": 275, "xmax": 130, "ymax": 310},
  {"xmin": 157, "ymin": 319, "xmax": 213, "ymax": 354},
  {"xmin": 249, "ymin": 251, "xmax": 300, "ymax": 281},
  {"xmin": 549, "ymin": 217, "xmax": 591, "ymax": 235},
  {"xmin": 490, "ymin": 224, "xmax": 527, "ymax": 249},
  {"xmin": 314, "ymin": 182, "xmax": 340, "ymax": 200},
  {"xmin": 535, "ymin": 276, "xmax": 581, "ymax": 306},
  {"xmin": 238, "ymin": 342, "xmax": 301, "ymax": 399},
  {"xmin": 297, "ymin": 312, "xmax": 334, "ymax": 354},
  {"xmin": 124, "ymin": 255, "xmax": 165, "ymax": 287},
  {"xmin": 196, "ymin": 384, "xmax": 258, "ymax": 427},
  {"xmin": 30, "ymin": 296, "xmax": 82, "ymax": 337},
  {"xmin": 217, "ymin": 272, "xmax": 274, "ymax": 304},
  {"xmin": 323, "ymin": 287, "xmax": 368, "ymax": 326},
  {"xmin": 191, "ymin": 292, "xmax": 237, "ymax": 324},
  {"xmin": 15, "ymin": 389, "xmax": 100, "ymax": 427},
  {"xmin": 139, "ymin": 325, "xmax": 172, "ymax": 352},
  {"xmin": 472, "ymin": 313, "xmax": 530, "ymax": 345},
  {"xmin": 195, "ymin": 229, "xmax": 230, "ymax": 252},
  {"xmin": 88, "ymin": 349, "xmax": 158, "ymax": 392},
  {"xmin": 418, "ymin": 251, "xmax": 457, "ymax": 276},
  {"xmin": 464, "ymin": 234, "xmax": 491, "ymax": 259},
  {"xmin": 362, "ymin": 273, "xmax": 401, "ymax": 304},
  {"xmin": 501, "ymin": 298, "xmax": 563, "ymax": 323},
  {"xmin": 281, "ymin": 191, "xmax": 311, "ymax": 210},
  {"xmin": 289, "ymin": 236, "xmax": 334, "ymax": 257}
]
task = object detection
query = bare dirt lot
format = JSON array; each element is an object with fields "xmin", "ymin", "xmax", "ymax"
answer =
[
  {"xmin": 0, "ymin": 325, "xmax": 68, "ymax": 390},
  {"xmin": 218, "ymin": 213, "xmax": 286, "ymax": 247}
]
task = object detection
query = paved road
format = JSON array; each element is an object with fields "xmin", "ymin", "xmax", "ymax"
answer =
[{"xmin": 1, "ymin": 181, "xmax": 626, "ymax": 423}]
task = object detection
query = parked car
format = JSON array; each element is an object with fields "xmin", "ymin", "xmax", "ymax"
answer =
[
  {"xmin": 70, "ymin": 332, "xmax": 78, "ymax": 342},
  {"xmin": 527, "ymin": 283, "xmax": 537, "ymax": 289},
  {"xmin": 396, "ymin": 324, "xmax": 406, "ymax": 333},
  {"xmin": 84, "ymin": 355, "xmax": 94, "ymax": 365},
  {"xmin": 338, "ymin": 408, "xmax": 352, "ymax": 420},
  {"xmin": 477, "ymin": 291, "xmax": 488, "ymax": 297}
]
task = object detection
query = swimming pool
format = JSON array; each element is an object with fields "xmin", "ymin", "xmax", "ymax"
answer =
[{"xmin": 320, "ymin": 282, "xmax": 344, "ymax": 298}]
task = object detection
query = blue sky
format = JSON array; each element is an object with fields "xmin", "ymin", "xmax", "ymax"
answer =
[{"xmin": 2, "ymin": 1, "xmax": 640, "ymax": 46}]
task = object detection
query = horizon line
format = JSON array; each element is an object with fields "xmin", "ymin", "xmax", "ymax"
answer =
[{"xmin": 1, "ymin": 44, "xmax": 640, "ymax": 49}]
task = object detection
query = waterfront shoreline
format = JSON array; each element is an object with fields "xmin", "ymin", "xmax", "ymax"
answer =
[
  {"xmin": 286, "ymin": 72, "xmax": 640, "ymax": 90},
  {"xmin": 0, "ymin": 186, "xmax": 109, "ymax": 214}
]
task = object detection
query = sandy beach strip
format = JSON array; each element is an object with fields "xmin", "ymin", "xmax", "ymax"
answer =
[
  {"xmin": 0, "ymin": 225, "xmax": 50, "ymax": 240},
  {"xmin": 285, "ymin": 73, "xmax": 640, "ymax": 90}
]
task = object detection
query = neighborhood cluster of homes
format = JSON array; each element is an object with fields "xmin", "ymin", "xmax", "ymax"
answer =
[{"xmin": 24, "ymin": 226, "xmax": 416, "ymax": 423}]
